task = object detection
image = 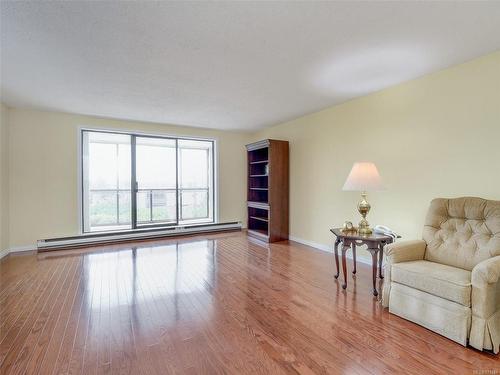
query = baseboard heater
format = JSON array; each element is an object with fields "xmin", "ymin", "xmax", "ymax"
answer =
[{"xmin": 37, "ymin": 221, "xmax": 242, "ymax": 252}]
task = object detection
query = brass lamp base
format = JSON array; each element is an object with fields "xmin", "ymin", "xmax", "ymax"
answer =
[
  {"xmin": 357, "ymin": 192, "xmax": 372, "ymax": 235},
  {"xmin": 358, "ymin": 220, "xmax": 372, "ymax": 235}
]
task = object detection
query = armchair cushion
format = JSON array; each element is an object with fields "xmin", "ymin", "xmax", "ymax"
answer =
[{"xmin": 392, "ymin": 260, "xmax": 471, "ymax": 306}]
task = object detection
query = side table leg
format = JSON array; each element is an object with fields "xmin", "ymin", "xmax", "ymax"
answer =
[
  {"xmin": 352, "ymin": 243, "xmax": 357, "ymax": 275},
  {"xmin": 341, "ymin": 244, "xmax": 349, "ymax": 289},
  {"xmin": 378, "ymin": 244, "xmax": 384, "ymax": 279},
  {"xmin": 334, "ymin": 239, "xmax": 340, "ymax": 279},
  {"xmin": 368, "ymin": 248, "xmax": 378, "ymax": 296}
]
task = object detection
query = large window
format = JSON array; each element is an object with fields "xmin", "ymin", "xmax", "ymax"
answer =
[{"xmin": 82, "ymin": 130, "xmax": 214, "ymax": 232}]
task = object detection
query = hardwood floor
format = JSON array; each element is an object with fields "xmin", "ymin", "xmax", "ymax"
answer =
[{"xmin": 0, "ymin": 231, "xmax": 498, "ymax": 374}]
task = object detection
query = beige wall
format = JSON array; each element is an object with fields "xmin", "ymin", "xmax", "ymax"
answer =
[
  {"xmin": 4, "ymin": 51, "xmax": 500, "ymax": 255},
  {"xmin": 0, "ymin": 103, "xmax": 9, "ymax": 252},
  {"xmin": 253, "ymin": 51, "xmax": 500, "ymax": 259},
  {"xmin": 7, "ymin": 109, "xmax": 249, "ymax": 248}
]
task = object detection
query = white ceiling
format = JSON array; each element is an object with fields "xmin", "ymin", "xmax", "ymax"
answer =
[{"xmin": 1, "ymin": 1, "xmax": 500, "ymax": 131}]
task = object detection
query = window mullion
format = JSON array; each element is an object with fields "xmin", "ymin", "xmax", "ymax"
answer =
[
  {"xmin": 175, "ymin": 138, "xmax": 180, "ymax": 224},
  {"xmin": 116, "ymin": 143, "xmax": 120, "ymax": 225},
  {"xmin": 131, "ymin": 135, "xmax": 137, "ymax": 229}
]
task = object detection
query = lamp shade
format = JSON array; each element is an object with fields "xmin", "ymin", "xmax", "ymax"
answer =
[{"xmin": 342, "ymin": 162, "xmax": 384, "ymax": 192}]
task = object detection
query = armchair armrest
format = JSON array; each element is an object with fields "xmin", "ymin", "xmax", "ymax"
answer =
[
  {"xmin": 470, "ymin": 256, "xmax": 500, "ymax": 353},
  {"xmin": 472, "ymin": 256, "xmax": 500, "ymax": 288},
  {"xmin": 381, "ymin": 240, "xmax": 426, "ymax": 307},
  {"xmin": 384, "ymin": 240, "xmax": 426, "ymax": 264}
]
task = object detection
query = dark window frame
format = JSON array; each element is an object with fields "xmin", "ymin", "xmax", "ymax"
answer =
[{"xmin": 81, "ymin": 129, "xmax": 216, "ymax": 233}]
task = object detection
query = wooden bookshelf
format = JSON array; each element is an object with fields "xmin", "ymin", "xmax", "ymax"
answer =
[{"xmin": 246, "ymin": 139, "xmax": 289, "ymax": 243}]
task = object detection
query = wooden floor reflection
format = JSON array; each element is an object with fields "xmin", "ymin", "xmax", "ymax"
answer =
[{"xmin": 0, "ymin": 231, "xmax": 497, "ymax": 374}]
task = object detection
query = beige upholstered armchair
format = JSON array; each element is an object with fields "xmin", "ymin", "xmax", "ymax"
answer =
[{"xmin": 382, "ymin": 197, "xmax": 500, "ymax": 353}]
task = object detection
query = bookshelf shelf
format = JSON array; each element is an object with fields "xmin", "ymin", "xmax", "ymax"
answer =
[
  {"xmin": 247, "ymin": 228, "xmax": 268, "ymax": 241},
  {"xmin": 249, "ymin": 216, "xmax": 269, "ymax": 223},
  {"xmin": 247, "ymin": 201, "xmax": 269, "ymax": 210}
]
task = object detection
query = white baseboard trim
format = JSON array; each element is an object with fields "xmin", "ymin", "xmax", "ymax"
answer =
[
  {"xmin": 10, "ymin": 245, "xmax": 37, "ymax": 253},
  {"xmin": 0, "ymin": 248, "xmax": 9, "ymax": 260},
  {"xmin": 289, "ymin": 235, "xmax": 373, "ymax": 266},
  {"xmin": 0, "ymin": 245, "xmax": 37, "ymax": 260}
]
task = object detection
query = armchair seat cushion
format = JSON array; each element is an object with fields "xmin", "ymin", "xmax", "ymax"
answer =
[{"xmin": 392, "ymin": 260, "xmax": 472, "ymax": 306}]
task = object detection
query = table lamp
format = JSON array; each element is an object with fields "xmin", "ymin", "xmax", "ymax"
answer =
[{"xmin": 342, "ymin": 162, "xmax": 384, "ymax": 235}]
